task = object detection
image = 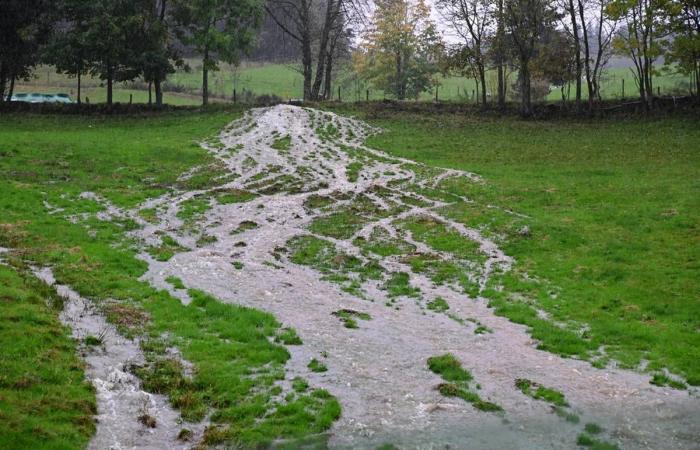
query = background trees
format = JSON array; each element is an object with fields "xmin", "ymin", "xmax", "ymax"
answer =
[
  {"xmin": 354, "ymin": 0, "xmax": 442, "ymax": 99},
  {"xmin": 172, "ymin": 0, "xmax": 263, "ymax": 105},
  {"xmin": 0, "ymin": 0, "xmax": 55, "ymax": 103},
  {"xmin": 2, "ymin": 0, "xmax": 698, "ymax": 109}
]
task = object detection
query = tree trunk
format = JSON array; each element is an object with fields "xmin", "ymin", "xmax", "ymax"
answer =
[
  {"xmin": 577, "ymin": 0, "xmax": 593, "ymax": 109},
  {"xmin": 7, "ymin": 75, "xmax": 15, "ymax": 101},
  {"xmin": 396, "ymin": 52, "xmax": 404, "ymax": 100},
  {"xmin": 77, "ymin": 72, "xmax": 82, "ymax": 105},
  {"xmin": 155, "ymin": 79, "xmax": 163, "ymax": 106},
  {"xmin": 568, "ymin": 0, "xmax": 582, "ymax": 108},
  {"xmin": 323, "ymin": 53, "xmax": 333, "ymax": 100},
  {"xmin": 496, "ymin": 0, "xmax": 505, "ymax": 109},
  {"xmin": 148, "ymin": 82, "xmax": 153, "ymax": 105},
  {"xmin": 202, "ymin": 48, "xmax": 209, "ymax": 106},
  {"xmin": 107, "ymin": 72, "xmax": 113, "ymax": 106},
  {"xmin": 302, "ymin": 32, "xmax": 312, "ymax": 100},
  {"xmin": 479, "ymin": 63, "xmax": 487, "ymax": 105},
  {"xmin": 519, "ymin": 59, "xmax": 532, "ymax": 117},
  {"xmin": 310, "ymin": 0, "xmax": 336, "ymax": 100},
  {"xmin": 0, "ymin": 61, "xmax": 6, "ymax": 103}
]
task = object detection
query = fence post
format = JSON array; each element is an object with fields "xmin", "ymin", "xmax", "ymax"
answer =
[
  {"xmin": 129, "ymin": 94, "xmax": 133, "ymax": 105},
  {"xmin": 622, "ymin": 79, "xmax": 625, "ymax": 98},
  {"xmin": 338, "ymin": 86, "xmax": 341, "ymax": 102},
  {"xmin": 435, "ymin": 85, "xmax": 439, "ymax": 102},
  {"xmin": 366, "ymin": 89, "xmax": 369, "ymax": 101},
  {"xmin": 233, "ymin": 89, "xmax": 236, "ymax": 103},
  {"xmin": 657, "ymin": 86, "xmax": 660, "ymax": 97}
]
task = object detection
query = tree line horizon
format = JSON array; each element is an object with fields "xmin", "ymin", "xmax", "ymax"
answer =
[{"xmin": 0, "ymin": 0, "xmax": 697, "ymax": 116}]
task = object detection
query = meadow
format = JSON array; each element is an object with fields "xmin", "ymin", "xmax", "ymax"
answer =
[
  {"xmin": 0, "ymin": 105, "xmax": 697, "ymax": 449},
  {"xmin": 353, "ymin": 108, "xmax": 700, "ymax": 383}
]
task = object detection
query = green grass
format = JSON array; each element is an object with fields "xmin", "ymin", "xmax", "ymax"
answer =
[
  {"xmin": 332, "ymin": 309, "xmax": 371, "ymax": 329},
  {"xmin": 308, "ymin": 358, "xmax": 328, "ymax": 373},
  {"xmin": 165, "ymin": 275, "xmax": 186, "ymax": 290},
  {"xmin": 515, "ymin": 378, "xmax": 568, "ymax": 407},
  {"xmin": 271, "ymin": 135, "xmax": 292, "ymax": 152},
  {"xmin": 428, "ymin": 354, "xmax": 502, "ymax": 412},
  {"xmin": 363, "ymin": 111, "xmax": 700, "ymax": 385},
  {"xmin": 0, "ymin": 264, "xmax": 96, "ymax": 450},
  {"xmin": 0, "ymin": 108, "xmax": 342, "ymax": 447},
  {"xmin": 650, "ymin": 373, "xmax": 687, "ymax": 390},
  {"xmin": 276, "ymin": 327, "xmax": 303, "ymax": 345},
  {"xmin": 577, "ymin": 433, "xmax": 620, "ymax": 450},
  {"xmin": 383, "ymin": 272, "xmax": 420, "ymax": 298},
  {"xmin": 427, "ymin": 297, "xmax": 450, "ymax": 312}
]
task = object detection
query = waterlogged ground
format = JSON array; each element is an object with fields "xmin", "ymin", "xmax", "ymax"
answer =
[{"xmin": 40, "ymin": 106, "xmax": 698, "ymax": 449}]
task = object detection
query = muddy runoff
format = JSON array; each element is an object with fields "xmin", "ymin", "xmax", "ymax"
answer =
[{"xmin": 62, "ymin": 105, "xmax": 698, "ymax": 449}]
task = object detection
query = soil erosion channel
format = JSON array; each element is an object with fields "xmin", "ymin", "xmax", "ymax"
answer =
[{"xmin": 76, "ymin": 105, "xmax": 699, "ymax": 449}]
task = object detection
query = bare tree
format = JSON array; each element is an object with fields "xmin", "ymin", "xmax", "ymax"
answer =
[
  {"xmin": 588, "ymin": 0, "xmax": 619, "ymax": 102},
  {"xmin": 266, "ymin": 0, "xmax": 362, "ymax": 100},
  {"xmin": 438, "ymin": 0, "xmax": 493, "ymax": 105}
]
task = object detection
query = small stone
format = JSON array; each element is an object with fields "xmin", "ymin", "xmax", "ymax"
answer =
[{"xmin": 517, "ymin": 226, "xmax": 531, "ymax": 237}]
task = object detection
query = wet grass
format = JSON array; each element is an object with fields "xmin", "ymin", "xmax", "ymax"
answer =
[
  {"xmin": 364, "ymin": 112, "xmax": 700, "ymax": 385},
  {"xmin": 215, "ymin": 188, "xmax": 257, "ymax": 205},
  {"xmin": 271, "ymin": 135, "xmax": 292, "ymax": 152},
  {"xmin": 147, "ymin": 235, "xmax": 186, "ymax": 262},
  {"xmin": 383, "ymin": 272, "xmax": 420, "ymax": 298},
  {"xmin": 308, "ymin": 358, "xmax": 328, "ymax": 373},
  {"xmin": 231, "ymin": 220, "xmax": 258, "ymax": 234},
  {"xmin": 0, "ymin": 264, "xmax": 96, "ymax": 450},
  {"xmin": 515, "ymin": 378, "xmax": 568, "ymax": 407},
  {"xmin": 428, "ymin": 354, "xmax": 502, "ymax": 412},
  {"xmin": 354, "ymin": 228, "xmax": 416, "ymax": 257},
  {"xmin": 427, "ymin": 297, "xmax": 449, "ymax": 312},
  {"xmin": 0, "ymin": 108, "xmax": 342, "ymax": 447},
  {"xmin": 286, "ymin": 235, "xmax": 383, "ymax": 295},
  {"xmin": 176, "ymin": 196, "xmax": 211, "ymax": 221},
  {"xmin": 332, "ymin": 309, "xmax": 372, "ymax": 329},
  {"xmin": 276, "ymin": 327, "xmax": 303, "ymax": 345},
  {"xmin": 576, "ymin": 433, "xmax": 620, "ymax": 450},
  {"xmin": 650, "ymin": 373, "xmax": 687, "ymax": 390},
  {"xmin": 165, "ymin": 275, "xmax": 186, "ymax": 290}
]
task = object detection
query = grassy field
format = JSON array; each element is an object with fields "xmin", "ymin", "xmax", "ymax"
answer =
[
  {"xmin": 15, "ymin": 61, "xmax": 695, "ymax": 105},
  {"xmin": 0, "ymin": 109, "xmax": 340, "ymax": 448},
  {"xmin": 354, "ymin": 110, "xmax": 700, "ymax": 384},
  {"xmin": 0, "ymin": 264, "xmax": 96, "ymax": 450}
]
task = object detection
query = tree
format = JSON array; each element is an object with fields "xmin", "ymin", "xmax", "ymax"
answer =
[
  {"xmin": 495, "ymin": 0, "xmax": 507, "ymax": 108},
  {"xmin": 138, "ymin": 0, "xmax": 182, "ymax": 106},
  {"xmin": 663, "ymin": 0, "xmax": 700, "ymax": 96},
  {"xmin": 81, "ymin": 0, "xmax": 145, "ymax": 106},
  {"xmin": 44, "ymin": 0, "xmax": 92, "ymax": 104},
  {"xmin": 173, "ymin": 0, "xmax": 263, "ymax": 105},
  {"xmin": 437, "ymin": 0, "xmax": 493, "ymax": 105},
  {"xmin": 354, "ymin": 0, "xmax": 442, "ymax": 100},
  {"xmin": 265, "ymin": 0, "xmax": 353, "ymax": 100},
  {"xmin": 0, "ymin": 0, "xmax": 56, "ymax": 103},
  {"xmin": 504, "ymin": 0, "xmax": 558, "ymax": 116},
  {"xmin": 561, "ymin": 0, "xmax": 583, "ymax": 107},
  {"xmin": 608, "ymin": 0, "xmax": 668, "ymax": 108},
  {"xmin": 531, "ymin": 29, "xmax": 578, "ymax": 101}
]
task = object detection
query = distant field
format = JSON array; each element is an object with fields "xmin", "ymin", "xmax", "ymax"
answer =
[{"xmin": 14, "ymin": 61, "xmax": 695, "ymax": 105}]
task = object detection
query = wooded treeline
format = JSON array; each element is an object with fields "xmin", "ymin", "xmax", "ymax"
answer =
[
  {"xmin": 1, "ymin": 0, "xmax": 697, "ymax": 115},
  {"xmin": 354, "ymin": 0, "xmax": 699, "ymax": 115}
]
